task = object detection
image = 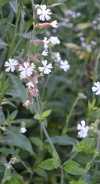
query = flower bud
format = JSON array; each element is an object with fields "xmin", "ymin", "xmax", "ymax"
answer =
[
  {"xmin": 38, "ymin": 23, "xmax": 50, "ymax": 28},
  {"xmin": 35, "ymin": 39, "xmax": 43, "ymax": 44},
  {"xmin": 23, "ymin": 100, "xmax": 30, "ymax": 107}
]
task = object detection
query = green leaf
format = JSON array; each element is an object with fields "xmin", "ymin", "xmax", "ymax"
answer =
[
  {"xmin": 0, "ymin": 107, "xmax": 5, "ymax": 125},
  {"xmin": 8, "ymin": 74, "xmax": 27, "ymax": 103},
  {"xmin": 80, "ymin": 138, "xmax": 94, "ymax": 151},
  {"xmin": 42, "ymin": 109, "xmax": 52, "ymax": 119},
  {"xmin": 34, "ymin": 114, "xmax": 41, "ymax": 120},
  {"xmin": 72, "ymin": 138, "xmax": 94, "ymax": 153},
  {"xmin": 62, "ymin": 161, "xmax": 85, "ymax": 175},
  {"xmin": 5, "ymin": 110, "xmax": 18, "ymax": 124},
  {"xmin": 0, "ymin": 126, "xmax": 36, "ymax": 157},
  {"xmin": 45, "ymin": 136, "xmax": 76, "ymax": 146},
  {"xmin": 0, "ymin": 38, "xmax": 8, "ymax": 49},
  {"xmin": 0, "ymin": 0, "xmax": 11, "ymax": 5},
  {"xmin": 9, "ymin": 0, "xmax": 18, "ymax": 13},
  {"xmin": 34, "ymin": 168, "xmax": 48, "ymax": 181},
  {"xmin": 41, "ymin": 119, "xmax": 48, "ymax": 127},
  {"xmin": 38, "ymin": 158, "xmax": 59, "ymax": 170},
  {"xmin": 5, "ymin": 178, "xmax": 20, "ymax": 184},
  {"xmin": 30, "ymin": 137, "xmax": 43, "ymax": 148},
  {"xmin": 70, "ymin": 180, "xmax": 87, "ymax": 184}
]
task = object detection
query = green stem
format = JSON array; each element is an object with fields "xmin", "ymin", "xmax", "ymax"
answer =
[
  {"xmin": 94, "ymin": 52, "xmax": 100, "ymax": 80},
  {"xmin": 60, "ymin": 169, "xmax": 64, "ymax": 184},
  {"xmin": 62, "ymin": 96, "xmax": 79, "ymax": 135},
  {"xmin": 62, "ymin": 152, "xmax": 78, "ymax": 166},
  {"xmin": 41, "ymin": 123, "xmax": 61, "ymax": 164},
  {"xmin": 66, "ymin": 96, "xmax": 79, "ymax": 127},
  {"xmin": 7, "ymin": 0, "xmax": 23, "ymax": 59},
  {"xmin": 41, "ymin": 123, "xmax": 64, "ymax": 183},
  {"xmin": 0, "ymin": 6, "xmax": 9, "ymax": 44}
]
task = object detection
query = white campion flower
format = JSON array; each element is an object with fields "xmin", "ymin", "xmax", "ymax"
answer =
[
  {"xmin": 77, "ymin": 120, "xmax": 89, "ymax": 138},
  {"xmin": 92, "ymin": 82, "xmax": 100, "ymax": 95},
  {"xmin": 43, "ymin": 37, "xmax": 49, "ymax": 49},
  {"xmin": 4, "ymin": 58, "xmax": 18, "ymax": 72},
  {"xmin": 52, "ymin": 52, "xmax": 61, "ymax": 62},
  {"xmin": 50, "ymin": 20, "xmax": 58, "ymax": 28},
  {"xmin": 49, "ymin": 36, "xmax": 60, "ymax": 45},
  {"xmin": 26, "ymin": 82, "xmax": 34, "ymax": 89},
  {"xmin": 38, "ymin": 60, "xmax": 52, "ymax": 74},
  {"xmin": 37, "ymin": 5, "xmax": 52, "ymax": 21},
  {"xmin": 60, "ymin": 60, "xmax": 70, "ymax": 72},
  {"xmin": 42, "ymin": 50, "xmax": 48, "ymax": 56},
  {"xmin": 21, "ymin": 127, "xmax": 27, "ymax": 133},
  {"xmin": 19, "ymin": 62, "xmax": 35, "ymax": 79},
  {"xmin": 91, "ymin": 40, "xmax": 97, "ymax": 45}
]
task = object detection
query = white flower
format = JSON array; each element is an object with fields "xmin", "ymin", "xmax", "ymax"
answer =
[
  {"xmin": 43, "ymin": 37, "xmax": 49, "ymax": 49},
  {"xmin": 49, "ymin": 36, "xmax": 60, "ymax": 45},
  {"xmin": 80, "ymin": 37, "xmax": 85, "ymax": 41},
  {"xmin": 42, "ymin": 50, "xmax": 48, "ymax": 56},
  {"xmin": 26, "ymin": 82, "xmax": 34, "ymax": 89},
  {"xmin": 52, "ymin": 52, "xmax": 61, "ymax": 62},
  {"xmin": 21, "ymin": 127, "xmax": 27, "ymax": 133},
  {"xmin": 81, "ymin": 42, "xmax": 87, "ymax": 48},
  {"xmin": 38, "ymin": 60, "xmax": 52, "ymax": 74},
  {"xmin": 60, "ymin": 60, "xmax": 70, "ymax": 72},
  {"xmin": 77, "ymin": 120, "xmax": 89, "ymax": 138},
  {"xmin": 50, "ymin": 20, "xmax": 58, "ymax": 28},
  {"xmin": 37, "ymin": 5, "xmax": 52, "ymax": 21},
  {"xmin": 19, "ymin": 62, "xmax": 35, "ymax": 79},
  {"xmin": 91, "ymin": 40, "xmax": 97, "ymax": 45},
  {"xmin": 4, "ymin": 58, "xmax": 18, "ymax": 72},
  {"xmin": 86, "ymin": 45, "xmax": 91, "ymax": 52},
  {"xmin": 92, "ymin": 82, "xmax": 100, "ymax": 95}
]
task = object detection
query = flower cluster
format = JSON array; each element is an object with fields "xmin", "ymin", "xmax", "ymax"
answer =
[
  {"xmin": 51, "ymin": 52, "xmax": 70, "ymax": 72},
  {"xmin": 65, "ymin": 9, "xmax": 81, "ymax": 18},
  {"xmin": 92, "ymin": 14, "xmax": 100, "ymax": 30},
  {"xmin": 80, "ymin": 37, "xmax": 97, "ymax": 53}
]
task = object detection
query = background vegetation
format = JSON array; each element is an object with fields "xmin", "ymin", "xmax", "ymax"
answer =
[{"xmin": 0, "ymin": 0, "xmax": 100, "ymax": 184}]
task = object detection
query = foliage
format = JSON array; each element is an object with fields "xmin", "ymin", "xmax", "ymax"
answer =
[{"xmin": 0, "ymin": 0, "xmax": 100, "ymax": 184}]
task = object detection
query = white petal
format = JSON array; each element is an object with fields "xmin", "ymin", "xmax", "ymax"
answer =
[
  {"xmin": 81, "ymin": 120, "xmax": 85, "ymax": 128},
  {"xmin": 77, "ymin": 124, "xmax": 82, "ymax": 130}
]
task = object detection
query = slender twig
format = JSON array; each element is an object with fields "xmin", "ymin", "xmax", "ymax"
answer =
[{"xmin": 7, "ymin": 0, "xmax": 23, "ymax": 59}]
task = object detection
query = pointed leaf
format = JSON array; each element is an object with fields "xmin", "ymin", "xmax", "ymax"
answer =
[
  {"xmin": 0, "ymin": 126, "xmax": 36, "ymax": 157},
  {"xmin": 42, "ymin": 110, "xmax": 52, "ymax": 119},
  {"xmin": 5, "ymin": 178, "xmax": 20, "ymax": 184},
  {"xmin": 72, "ymin": 138, "xmax": 94, "ymax": 152},
  {"xmin": 34, "ymin": 114, "xmax": 41, "ymax": 120},
  {"xmin": 4, "ymin": 110, "xmax": 18, "ymax": 124},
  {"xmin": 0, "ymin": 39, "xmax": 8, "ymax": 49},
  {"xmin": 38, "ymin": 158, "xmax": 59, "ymax": 170},
  {"xmin": 9, "ymin": 0, "xmax": 18, "ymax": 13},
  {"xmin": 8, "ymin": 74, "xmax": 27, "ymax": 103},
  {"xmin": 45, "ymin": 136, "xmax": 76, "ymax": 145},
  {"xmin": 62, "ymin": 161, "xmax": 85, "ymax": 175}
]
